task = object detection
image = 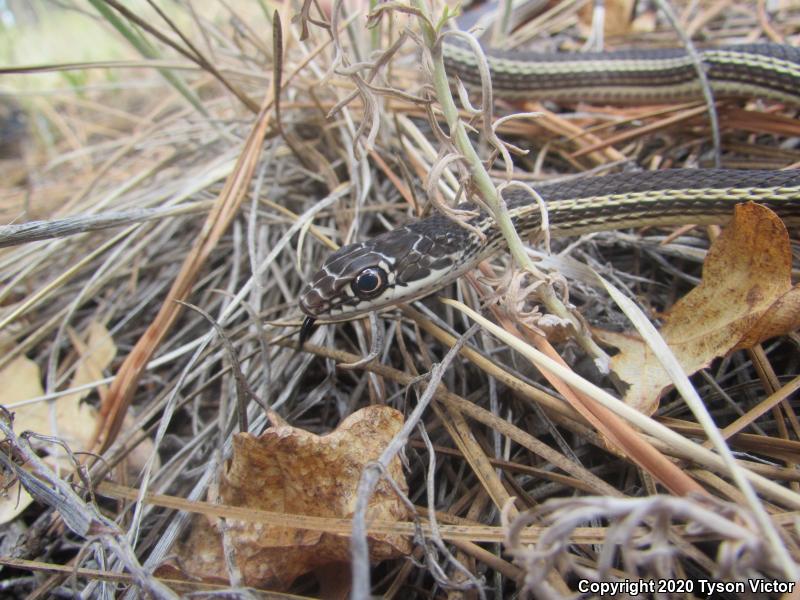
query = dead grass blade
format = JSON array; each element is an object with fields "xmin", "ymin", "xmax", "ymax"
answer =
[{"xmin": 92, "ymin": 97, "xmax": 273, "ymax": 453}]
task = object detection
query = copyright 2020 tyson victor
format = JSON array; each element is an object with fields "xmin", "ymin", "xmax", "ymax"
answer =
[{"xmin": 577, "ymin": 578, "xmax": 796, "ymax": 596}]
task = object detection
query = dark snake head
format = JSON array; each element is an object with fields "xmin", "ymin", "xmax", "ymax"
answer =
[{"xmin": 299, "ymin": 216, "xmax": 481, "ymax": 342}]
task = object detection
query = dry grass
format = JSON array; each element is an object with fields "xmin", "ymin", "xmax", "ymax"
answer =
[{"xmin": 1, "ymin": 0, "xmax": 800, "ymax": 597}]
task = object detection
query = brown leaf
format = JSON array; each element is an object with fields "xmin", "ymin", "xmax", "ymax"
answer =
[
  {"xmin": 164, "ymin": 405, "xmax": 410, "ymax": 589},
  {"xmin": 578, "ymin": 0, "xmax": 637, "ymax": 37},
  {"xmin": 0, "ymin": 323, "xmax": 155, "ymax": 524},
  {"xmin": 0, "ymin": 324, "xmax": 114, "ymax": 523},
  {"xmin": 598, "ymin": 203, "xmax": 800, "ymax": 413},
  {"xmin": 0, "ymin": 356, "xmax": 42, "ymax": 522},
  {"xmin": 11, "ymin": 322, "xmax": 115, "ymax": 449}
]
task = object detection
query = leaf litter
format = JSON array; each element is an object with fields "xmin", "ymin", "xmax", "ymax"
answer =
[{"xmin": 0, "ymin": 0, "xmax": 799, "ymax": 597}]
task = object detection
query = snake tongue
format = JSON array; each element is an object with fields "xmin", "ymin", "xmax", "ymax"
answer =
[{"xmin": 299, "ymin": 316, "xmax": 317, "ymax": 346}]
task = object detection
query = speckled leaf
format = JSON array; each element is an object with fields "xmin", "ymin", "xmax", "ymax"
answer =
[
  {"xmin": 598, "ymin": 203, "xmax": 800, "ymax": 413},
  {"xmin": 163, "ymin": 405, "xmax": 410, "ymax": 589}
]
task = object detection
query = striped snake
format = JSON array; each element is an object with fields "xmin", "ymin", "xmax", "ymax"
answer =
[
  {"xmin": 298, "ymin": 43, "xmax": 800, "ymax": 342},
  {"xmin": 443, "ymin": 42, "xmax": 800, "ymax": 105}
]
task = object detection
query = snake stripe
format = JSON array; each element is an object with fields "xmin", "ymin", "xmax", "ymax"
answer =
[{"xmin": 443, "ymin": 43, "xmax": 800, "ymax": 104}]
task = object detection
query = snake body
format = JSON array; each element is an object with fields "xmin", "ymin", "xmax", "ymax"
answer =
[
  {"xmin": 444, "ymin": 43, "xmax": 800, "ymax": 104},
  {"xmin": 298, "ymin": 42, "xmax": 800, "ymax": 340},
  {"xmin": 299, "ymin": 169, "xmax": 800, "ymax": 330}
]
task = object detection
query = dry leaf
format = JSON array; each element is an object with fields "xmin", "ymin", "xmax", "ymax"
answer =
[
  {"xmin": 0, "ymin": 322, "xmax": 155, "ymax": 523},
  {"xmin": 630, "ymin": 10, "xmax": 657, "ymax": 34},
  {"xmin": 162, "ymin": 405, "xmax": 410, "ymax": 589},
  {"xmin": 0, "ymin": 355, "xmax": 42, "ymax": 522},
  {"xmin": 11, "ymin": 322, "xmax": 115, "ymax": 450},
  {"xmin": 579, "ymin": 0, "xmax": 637, "ymax": 37},
  {"xmin": 597, "ymin": 203, "xmax": 800, "ymax": 413}
]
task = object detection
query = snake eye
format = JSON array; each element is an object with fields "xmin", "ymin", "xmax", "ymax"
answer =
[{"xmin": 352, "ymin": 267, "xmax": 387, "ymax": 299}]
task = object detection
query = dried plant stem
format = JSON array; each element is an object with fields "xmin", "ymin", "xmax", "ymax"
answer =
[
  {"xmin": 443, "ymin": 297, "xmax": 800, "ymax": 576},
  {"xmin": 351, "ymin": 324, "xmax": 480, "ymax": 599},
  {"xmin": 418, "ymin": 5, "xmax": 608, "ymax": 365},
  {"xmin": 654, "ymin": 0, "xmax": 722, "ymax": 168},
  {"xmin": 91, "ymin": 98, "xmax": 274, "ymax": 453}
]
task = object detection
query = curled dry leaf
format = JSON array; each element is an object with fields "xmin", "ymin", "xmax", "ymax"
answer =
[
  {"xmin": 160, "ymin": 405, "xmax": 410, "ymax": 589},
  {"xmin": 597, "ymin": 203, "xmax": 800, "ymax": 414}
]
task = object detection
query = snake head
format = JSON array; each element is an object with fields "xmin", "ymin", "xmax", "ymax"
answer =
[
  {"xmin": 299, "ymin": 217, "xmax": 478, "ymax": 331},
  {"xmin": 299, "ymin": 240, "xmax": 397, "ymax": 321}
]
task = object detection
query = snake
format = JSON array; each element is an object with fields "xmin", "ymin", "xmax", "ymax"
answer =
[
  {"xmin": 298, "ymin": 42, "xmax": 800, "ymax": 343},
  {"xmin": 443, "ymin": 42, "xmax": 800, "ymax": 105}
]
